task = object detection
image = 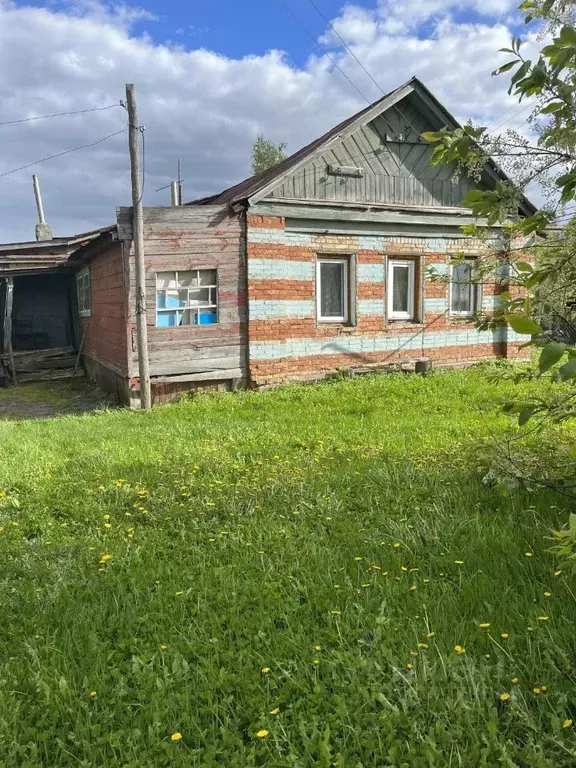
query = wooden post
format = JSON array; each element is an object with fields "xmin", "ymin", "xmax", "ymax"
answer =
[
  {"xmin": 126, "ymin": 83, "xmax": 152, "ymax": 410},
  {"xmin": 3, "ymin": 277, "xmax": 16, "ymax": 384}
]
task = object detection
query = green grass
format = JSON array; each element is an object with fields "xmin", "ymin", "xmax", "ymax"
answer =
[{"xmin": 0, "ymin": 367, "xmax": 575, "ymax": 767}]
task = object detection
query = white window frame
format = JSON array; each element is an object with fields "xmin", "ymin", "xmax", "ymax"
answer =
[
  {"xmin": 387, "ymin": 260, "xmax": 415, "ymax": 321},
  {"xmin": 76, "ymin": 267, "xmax": 91, "ymax": 318},
  {"xmin": 449, "ymin": 260, "xmax": 477, "ymax": 317},
  {"xmin": 316, "ymin": 257, "xmax": 349, "ymax": 323},
  {"xmin": 155, "ymin": 269, "xmax": 219, "ymax": 328}
]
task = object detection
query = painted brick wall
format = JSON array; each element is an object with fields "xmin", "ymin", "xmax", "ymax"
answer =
[{"xmin": 246, "ymin": 213, "xmax": 529, "ymax": 383}]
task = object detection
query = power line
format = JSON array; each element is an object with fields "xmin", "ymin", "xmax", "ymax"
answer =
[
  {"xmin": 488, "ymin": 101, "xmax": 535, "ymax": 134},
  {"xmin": 0, "ymin": 128, "xmax": 127, "ymax": 180},
  {"xmin": 305, "ymin": 0, "xmax": 386, "ymax": 99},
  {"xmin": 0, "ymin": 103, "xmax": 123, "ymax": 127},
  {"xmin": 275, "ymin": 0, "xmax": 373, "ymax": 106}
]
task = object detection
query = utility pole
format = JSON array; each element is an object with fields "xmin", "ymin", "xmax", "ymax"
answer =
[{"xmin": 126, "ymin": 83, "xmax": 152, "ymax": 410}]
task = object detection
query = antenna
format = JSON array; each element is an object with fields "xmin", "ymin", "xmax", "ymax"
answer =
[{"xmin": 32, "ymin": 174, "xmax": 53, "ymax": 241}]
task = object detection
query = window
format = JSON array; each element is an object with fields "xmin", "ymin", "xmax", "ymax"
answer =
[
  {"xmin": 450, "ymin": 261, "xmax": 476, "ymax": 316},
  {"xmin": 316, "ymin": 257, "xmax": 349, "ymax": 323},
  {"xmin": 387, "ymin": 260, "xmax": 416, "ymax": 320},
  {"xmin": 76, "ymin": 267, "xmax": 91, "ymax": 318},
  {"xmin": 156, "ymin": 270, "xmax": 218, "ymax": 327}
]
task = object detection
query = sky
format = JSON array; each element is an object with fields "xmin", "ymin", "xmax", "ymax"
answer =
[{"xmin": 0, "ymin": 0, "xmax": 543, "ymax": 242}]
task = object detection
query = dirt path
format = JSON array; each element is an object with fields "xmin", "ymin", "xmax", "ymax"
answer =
[{"xmin": 0, "ymin": 380, "xmax": 117, "ymax": 420}]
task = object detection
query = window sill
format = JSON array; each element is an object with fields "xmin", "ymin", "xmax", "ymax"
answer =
[{"xmin": 79, "ymin": 311, "xmax": 91, "ymax": 318}]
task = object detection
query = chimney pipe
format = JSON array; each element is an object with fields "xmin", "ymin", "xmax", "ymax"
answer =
[
  {"xmin": 32, "ymin": 174, "xmax": 53, "ymax": 241},
  {"xmin": 170, "ymin": 181, "xmax": 181, "ymax": 206}
]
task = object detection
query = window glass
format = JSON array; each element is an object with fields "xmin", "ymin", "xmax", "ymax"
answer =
[
  {"xmin": 156, "ymin": 270, "xmax": 218, "ymax": 326},
  {"xmin": 451, "ymin": 262, "xmax": 474, "ymax": 314},
  {"xmin": 317, "ymin": 258, "xmax": 349, "ymax": 322}
]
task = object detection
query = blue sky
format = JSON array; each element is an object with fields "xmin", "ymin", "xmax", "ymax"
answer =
[{"xmin": 0, "ymin": 0, "xmax": 540, "ymax": 239}]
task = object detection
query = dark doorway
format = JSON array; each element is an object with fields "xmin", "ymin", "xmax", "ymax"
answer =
[{"xmin": 12, "ymin": 274, "xmax": 73, "ymax": 351}]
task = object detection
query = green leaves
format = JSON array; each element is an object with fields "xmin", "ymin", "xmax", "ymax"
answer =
[
  {"xmin": 421, "ymin": 130, "xmax": 446, "ymax": 143},
  {"xmin": 504, "ymin": 314, "xmax": 543, "ymax": 335},
  {"xmin": 492, "ymin": 61, "xmax": 517, "ymax": 76},
  {"xmin": 558, "ymin": 358, "xmax": 576, "ymax": 381},
  {"xmin": 538, "ymin": 342, "xmax": 567, "ymax": 372}
]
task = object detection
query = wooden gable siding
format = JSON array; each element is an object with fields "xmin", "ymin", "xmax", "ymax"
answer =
[
  {"xmin": 267, "ymin": 93, "xmax": 477, "ymax": 207},
  {"xmin": 117, "ymin": 206, "xmax": 247, "ymax": 384}
]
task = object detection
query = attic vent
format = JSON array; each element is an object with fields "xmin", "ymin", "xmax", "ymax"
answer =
[{"xmin": 327, "ymin": 164, "xmax": 364, "ymax": 178}]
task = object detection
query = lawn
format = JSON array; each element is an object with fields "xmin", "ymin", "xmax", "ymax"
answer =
[{"xmin": 0, "ymin": 367, "xmax": 574, "ymax": 767}]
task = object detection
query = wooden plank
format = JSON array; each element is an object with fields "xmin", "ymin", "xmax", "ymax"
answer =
[
  {"xmin": 3, "ymin": 278, "xmax": 15, "ymax": 384},
  {"xmin": 149, "ymin": 355, "xmax": 244, "ymax": 377},
  {"xmin": 14, "ymin": 355, "xmax": 78, "ymax": 372},
  {"xmin": 7, "ymin": 345, "xmax": 74, "ymax": 361},
  {"xmin": 152, "ymin": 368, "xmax": 243, "ymax": 384},
  {"xmin": 17, "ymin": 368, "xmax": 85, "ymax": 383}
]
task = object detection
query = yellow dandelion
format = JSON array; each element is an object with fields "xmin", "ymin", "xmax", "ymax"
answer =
[
  {"xmin": 261, "ymin": 667, "xmax": 271, "ymax": 674},
  {"xmin": 512, "ymin": 677, "xmax": 519, "ymax": 685},
  {"xmin": 371, "ymin": 565, "xmax": 381, "ymax": 570},
  {"xmin": 554, "ymin": 569, "xmax": 562, "ymax": 576},
  {"xmin": 393, "ymin": 543, "xmax": 400, "ymax": 549},
  {"xmin": 255, "ymin": 729, "xmax": 269, "ymax": 739},
  {"xmin": 333, "ymin": 584, "xmax": 341, "ymax": 589},
  {"xmin": 160, "ymin": 644, "xmax": 168, "ymax": 651},
  {"xmin": 563, "ymin": 719, "xmax": 573, "ymax": 729},
  {"xmin": 361, "ymin": 583, "xmax": 370, "ymax": 588},
  {"xmin": 382, "ymin": 571, "xmax": 389, "ymax": 576},
  {"xmin": 499, "ymin": 692, "xmax": 511, "ymax": 702},
  {"xmin": 479, "ymin": 623, "xmax": 490, "ymax": 629},
  {"xmin": 525, "ymin": 552, "xmax": 533, "ymax": 558},
  {"xmin": 314, "ymin": 645, "xmax": 322, "ymax": 651},
  {"xmin": 501, "ymin": 633, "xmax": 509, "ymax": 640},
  {"xmin": 170, "ymin": 732, "xmax": 182, "ymax": 742},
  {"xmin": 99, "ymin": 553, "xmax": 111, "ymax": 564},
  {"xmin": 313, "ymin": 659, "xmax": 320, "ymax": 665},
  {"xmin": 454, "ymin": 645, "xmax": 466, "ymax": 655},
  {"xmin": 417, "ymin": 643, "xmax": 428, "ymax": 649},
  {"xmin": 406, "ymin": 663, "xmax": 413, "ymax": 670},
  {"xmin": 427, "ymin": 632, "xmax": 436, "ymax": 639},
  {"xmin": 269, "ymin": 707, "xmax": 280, "ymax": 716},
  {"xmin": 354, "ymin": 556, "xmax": 363, "ymax": 561},
  {"xmin": 537, "ymin": 616, "xmax": 549, "ymax": 621},
  {"xmin": 409, "ymin": 585, "xmax": 417, "ymax": 592},
  {"xmin": 454, "ymin": 560, "xmax": 464, "ymax": 565},
  {"xmin": 544, "ymin": 591, "xmax": 551, "ymax": 597},
  {"xmin": 175, "ymin": 591, "xmax": 184, "ymax": 596},
  {"xmin": 103, "ymin": 514, "xmax": 111, "ymax": 520},
  {"xmin": 89, "ymin": 690, "xmax": 97, "ymax": 698},
  {"xmin": 401, "ymin": 566, "xmax": 408, "ymax": 572},
  {"xmin": 331, "ymin": 610, "xmax": 341, "ymax": 615},
  {"xmin": 541, "ymin": 685, "xmax": 548, "ymax": 692},
  {"xmin": 533, "ymin": 687, "xmax": 541, "ymax": 695},
  {"xmin": 103, "ymin": 523, "xmax": 112, "ymax": 529}
]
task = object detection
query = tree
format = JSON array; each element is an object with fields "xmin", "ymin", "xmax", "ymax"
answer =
[
  {"xmin": 422, "ymin": 1, "xmax": 576, "ymax": 568},
  {"xmin": 251, "ymin": 135, "xmax": 287, "ymax": 175}
]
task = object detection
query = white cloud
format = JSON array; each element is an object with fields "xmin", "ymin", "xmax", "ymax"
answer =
[{"xmin": 0, "ymin": 0, "xmax": 544, "ymax": 241}]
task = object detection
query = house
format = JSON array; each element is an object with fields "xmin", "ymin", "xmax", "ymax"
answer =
[{"xmin": 0, "ymin": 77, "xmax": 533, "ymax": 405}]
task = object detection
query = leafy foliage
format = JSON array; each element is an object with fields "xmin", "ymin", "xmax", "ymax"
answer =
[
  {"xmin": 251, "ymin": 134, "xmax": 287, "ymax": 175},
  {"xmin": 422, "ymin": 1, "xmax": 576, "ymax": 432}
]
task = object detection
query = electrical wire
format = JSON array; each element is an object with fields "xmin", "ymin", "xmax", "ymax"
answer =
[
  {"xmin": 0, "ymin": 128, "xmax": 127, "ymax": 180},
  {"xmin": 0, "ymin": 103, "xmax": 123, "ymax": 127},
  {"xmin": 302, "ymin": 0, "xmax": 418, "ymax": 136},
  {"xmin": 275, "ymin": 0, "xmax": 373, "ymax": 107},
  {"xmin": 139, "ymin": 127, "xmax": 146, "ymax": 204}
]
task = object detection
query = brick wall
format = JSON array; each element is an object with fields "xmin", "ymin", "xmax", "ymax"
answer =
[
  {"xmin": 80, "ymin": 241, "xmax": 130, "ymax": 377},
  {"xmin": 246, "ymin": 214, "xmax": 529, "ymax": 383}
]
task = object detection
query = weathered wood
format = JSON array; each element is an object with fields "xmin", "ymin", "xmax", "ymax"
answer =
[
  {"xmin": 120, "ymin": 204, "xmax": 247, "ymax": 385},
  {"xmin": 6, "ymin": 346, "xmax": 74, "ymax": 361},
  {"xmin": 17, "ymin": 368, "xmax": 85, "ymax": 383},
  {"xmin": 3, "ymin": 278, "xmax": 15, "ymax": 384},
  {"xmin": 151, "ymin": 368, "xmax": 243, "ymax": 384},
  {"xmin": 14, "ymin": 355, "xmax": 78, "ymax": 372}
]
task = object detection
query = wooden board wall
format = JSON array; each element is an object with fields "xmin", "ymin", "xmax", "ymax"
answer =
[
  {"xmin": 117, "ymin": 205, "xmax": 247, "ymax": 384},
  {"xmin": 268, "ymin": 92, "xmax": 478, "ymax": 207}
]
